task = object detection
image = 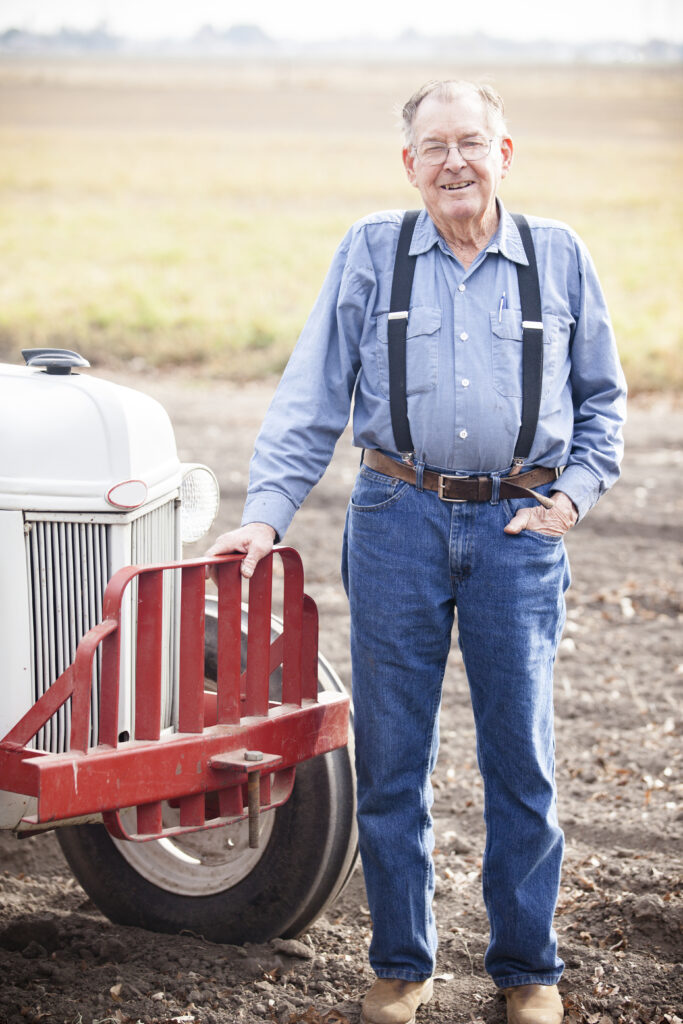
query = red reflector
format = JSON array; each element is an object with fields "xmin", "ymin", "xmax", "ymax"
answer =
[{"xmin": 106, "ymin": 480, "xmax": 148, "ymax": 509}]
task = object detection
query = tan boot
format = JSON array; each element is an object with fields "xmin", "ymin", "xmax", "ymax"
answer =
[
  {"xmin": 503, "ymin": 984, "xmax": 563, "ymax": 1024},
  {"xmin": 360, "ymin": 977, "xmax": 434, "ymax": 1024}
]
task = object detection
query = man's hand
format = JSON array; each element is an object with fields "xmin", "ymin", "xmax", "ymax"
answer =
[
  {"xmin": 205, "ymin": 522, "xmax": 277, "ymax": 582},
  {"xmin": 504, "ymin": 491, "xmax": 578, "ymax": 538}
]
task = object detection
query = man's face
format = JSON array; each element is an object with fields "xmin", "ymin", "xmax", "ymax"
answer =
[{"xmin": 402, "ymin": 92, "xmax": 513, "ymax": 233}]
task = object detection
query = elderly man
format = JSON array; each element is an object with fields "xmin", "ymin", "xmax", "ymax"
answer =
[{"xmin": 209, "ymin": 80, "xmax": 626, "ymax": 1024}]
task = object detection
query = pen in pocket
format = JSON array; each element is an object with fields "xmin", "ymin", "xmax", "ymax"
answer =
[{"xmin": 498, "ymin": 291, "xmax": 506, "ymax": 322}]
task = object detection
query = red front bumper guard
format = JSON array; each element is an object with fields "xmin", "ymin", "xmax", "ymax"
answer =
[{"xmin": 0, "ymin": 548, "xmax": 349, "ymax": 843}]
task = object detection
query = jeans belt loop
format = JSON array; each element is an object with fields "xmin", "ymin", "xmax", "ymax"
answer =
[
  {"xmin": 414, "ymin": 459, "xmax": 425, "ymax": 492},
  {"xmin": 490, "ymin": 472, "xmax": 501, "ymax": 506}
]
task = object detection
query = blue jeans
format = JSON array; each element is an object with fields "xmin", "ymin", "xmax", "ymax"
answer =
[{"xmin": 341, "ymin": 464, "xmax": 569, "ymax": 988}]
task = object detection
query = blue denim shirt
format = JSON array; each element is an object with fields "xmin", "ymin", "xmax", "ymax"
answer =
[{"xmin": 242, "ymin": 202, "xmax": 626, "ymax": 539}]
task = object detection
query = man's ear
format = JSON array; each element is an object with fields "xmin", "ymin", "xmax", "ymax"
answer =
[
  {"xmin": 403, "ymin": 146, "xmax": 418, "ymax": 187},
  {"xmin": 500, "ymin": 136, "xmax": 514, "ymax": 179}
]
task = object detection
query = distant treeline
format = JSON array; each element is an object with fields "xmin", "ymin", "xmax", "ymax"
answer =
[{"xmin": 0, "ymin": 24, "xmax": 681, "ymax": 64}]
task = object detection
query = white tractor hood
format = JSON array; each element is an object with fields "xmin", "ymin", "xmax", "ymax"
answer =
[{"xmin": 0, "ymin": 363, "xmax": 183, "ymax": 512}]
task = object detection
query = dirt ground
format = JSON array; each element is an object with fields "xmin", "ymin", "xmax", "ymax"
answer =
[{"xmin": 0, "ymin": 376, "xmax": 681, "ymax": 1024}]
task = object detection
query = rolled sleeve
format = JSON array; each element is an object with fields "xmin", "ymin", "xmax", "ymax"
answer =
[
  {"xmin": 552, "ymin": 465, "xmax": 602, "ymax": 522},
  {"xmin": 241, "ymin": 490, "xmax": 298, "ymax": 542}
]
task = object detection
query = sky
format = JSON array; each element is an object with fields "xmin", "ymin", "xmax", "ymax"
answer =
[{"xmin": 0, "ymin": 0, "xmax": 681, "ymax": 44}]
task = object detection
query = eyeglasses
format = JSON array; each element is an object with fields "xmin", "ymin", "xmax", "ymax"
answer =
[{"xmin": 412, "ymin": 137, "xmax": 496, "ymax": 165}]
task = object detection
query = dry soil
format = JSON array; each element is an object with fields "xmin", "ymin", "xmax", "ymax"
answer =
[{"xmin": 0, "ymin": 377, "xmax": 681, "ymax": 1024}]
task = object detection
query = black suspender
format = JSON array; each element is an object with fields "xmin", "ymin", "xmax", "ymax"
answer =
[
  {"xmin": 509, "ymin": 213, "xmax": 544, "ymax": 468},
  {"xmin": 387, "ymin": 209, "xmax": 420, "ymax": 458},
  {"xmin": 387, "ymin": 210, "xmax": 544, "ymax": 468}
]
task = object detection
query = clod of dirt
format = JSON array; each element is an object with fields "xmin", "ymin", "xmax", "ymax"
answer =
[{"xmin": 272, "ymin": 937, "xmax": 317, "ymax": 959}]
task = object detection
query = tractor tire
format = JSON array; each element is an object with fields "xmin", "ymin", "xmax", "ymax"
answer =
[{"xmin": 57, "ymin": 597, "xmax": 357, "ymax": 944}]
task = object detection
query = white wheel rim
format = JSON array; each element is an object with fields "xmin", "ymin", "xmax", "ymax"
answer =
[{"xmin": 113, "ymin": 804, "xmax": 276, "ymax": 895}]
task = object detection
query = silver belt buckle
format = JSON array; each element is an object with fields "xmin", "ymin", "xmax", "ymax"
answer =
[{"xmin": 437, "ymin": 473, "xmax": 467, "ymax": 503}]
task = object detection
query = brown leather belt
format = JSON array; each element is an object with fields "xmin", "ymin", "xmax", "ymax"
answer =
[{"xmin": 363, "ymin": 450, "xmax": 560, "ymax": 508}]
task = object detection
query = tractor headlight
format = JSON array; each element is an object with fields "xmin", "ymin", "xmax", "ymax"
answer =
[{"xmin": 180, "ymin": 464, "xmax": 220, "ymax": 543}]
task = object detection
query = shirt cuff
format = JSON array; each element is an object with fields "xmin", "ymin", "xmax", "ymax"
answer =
[
  {"xmin": 550, "ymin": 464, "xmax": 601, "ymax": 522},
  {"xmin": 241, "ymin": 490, "xmax": 299, "ymax": 543}
]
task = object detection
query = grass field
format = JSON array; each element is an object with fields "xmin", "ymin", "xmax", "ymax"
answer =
[{"xmin": 0, "ymin": 58, "xmax": 681, "ymax": 390}]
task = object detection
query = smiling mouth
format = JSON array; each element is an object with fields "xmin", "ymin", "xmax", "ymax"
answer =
[{"xmin": 441, "ymin": 182, "xmax": 474, "ymax": 191}]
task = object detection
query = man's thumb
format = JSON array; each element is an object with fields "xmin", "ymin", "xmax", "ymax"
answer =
[{"xmin": 504, "ymin": 508, "xmax": 531, "ymax": 535}]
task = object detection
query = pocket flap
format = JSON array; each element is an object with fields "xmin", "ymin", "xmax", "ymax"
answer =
[
  {"xmin": 378, "ymin": 306, "xmax": 442, "ymax": 344},
  {"xmin": 490, "ymin": 309, "xmax": 523, "ymax": 341}
]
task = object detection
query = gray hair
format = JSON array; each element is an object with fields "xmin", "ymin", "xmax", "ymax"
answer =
[{"xmin": 401, "ymin": 80, "xmax": 508, "ymax": 145}]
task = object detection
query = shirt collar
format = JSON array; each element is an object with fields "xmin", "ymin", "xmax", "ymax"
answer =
[
  {"xmin": 486, "ymin": 201, "xmax": 529, "ymax": 265},
  {"xmin": 409, "ymin": 209, "xmax": 445, "ymax": 256},
  {"xmin": 409, "ymin": 199, "xmax": 529, "ymax": 266}
]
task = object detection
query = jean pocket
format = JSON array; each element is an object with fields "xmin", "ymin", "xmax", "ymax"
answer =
[
  {"xmin": 350, "ymin": 466, "xmax": 410, "ymax": 512},
  {"xmin": 502, "ymin": 483, "xmax": 565, "ymax": 545},
  {"xmin": 490, "ymin": 310, "xmax": 559, "ymax": 398},
  {"xmin": 517, "ymin": 528, "xmax": 564, "ymax": 545},
  {"xmin": 376, "ymin": 305, "xmax": 441, "ymax": 399}
]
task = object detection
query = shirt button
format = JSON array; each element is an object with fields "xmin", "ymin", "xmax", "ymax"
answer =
[
  {"xmin": 458, "ymin": 283, "xmax": 466, "ymax": 292},
  {"xmin": 460, "ymin": 332, "xmax": 468, "ymax": 341},
  {"xmin": 459, "ymin": 429, "xmax": 468, "ymax": 439},
  {"xmin": 461, "ymin": 378, "xmax": 470, "ymax": 387}
]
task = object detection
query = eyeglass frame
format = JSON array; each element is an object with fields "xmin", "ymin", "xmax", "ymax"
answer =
[{"xmin": 410, "ymin": 136, "xmax": 499, "ymax": 165}]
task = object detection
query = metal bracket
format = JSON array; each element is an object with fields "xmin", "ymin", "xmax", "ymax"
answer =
[{"xmin": 209, "ymin": 749, "xmax": 283, "ymax": 848}]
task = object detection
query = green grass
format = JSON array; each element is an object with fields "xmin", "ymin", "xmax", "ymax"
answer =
[{"xmin": 0, "ymin": 62, "xmax": 681, "ymax": 391}]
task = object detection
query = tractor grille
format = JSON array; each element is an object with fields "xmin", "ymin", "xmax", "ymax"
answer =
[{"xmin": 26, "ymin": 499, "xmax": 178, "ymax": 753}]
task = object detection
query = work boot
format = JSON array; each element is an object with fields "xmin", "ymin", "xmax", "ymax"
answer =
[
  {"xmin": 503, "ymin": 983, "xmax": 564, "ymax": 1024},
  {"xmin": 360, "ymin": 977, "xmax": 434, "ymax": 1024}
]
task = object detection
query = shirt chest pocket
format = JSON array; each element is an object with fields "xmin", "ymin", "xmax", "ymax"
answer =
[
  {"xmin": 376, "ymin": 306, "xmax": 441, "ymax": 399},
  {"xmin": 490, "ymin": 309, "xmax": 559, "ymax": 398}
]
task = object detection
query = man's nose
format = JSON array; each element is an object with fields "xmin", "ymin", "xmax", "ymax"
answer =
[{"xmin": 443, "ymin": 144, "xmax": 467, "ymax": 171}]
